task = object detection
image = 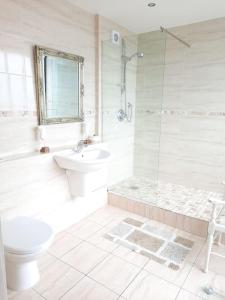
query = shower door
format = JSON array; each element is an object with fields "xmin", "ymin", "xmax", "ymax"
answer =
[
  {"xmin": 133, "ymin": 31, "xmax": 166, "ymax": 204},
  {"xmin": 102, "ymin": 30, "xmax": 166, "ymax": 204}
]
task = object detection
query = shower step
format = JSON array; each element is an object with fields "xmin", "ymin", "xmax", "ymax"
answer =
[{"xmin": 108, "ymin": 192, "xmax": 225, "ymax": 244}]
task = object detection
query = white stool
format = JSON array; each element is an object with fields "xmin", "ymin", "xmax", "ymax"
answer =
[{"xmin": 205, "ymin": 184, "xmax": 225, "ymax": 273}]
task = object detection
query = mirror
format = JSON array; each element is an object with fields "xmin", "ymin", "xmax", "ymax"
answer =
[{"xmin": 34, "ymin": 46, "xmax": 84, "ymax": 125}]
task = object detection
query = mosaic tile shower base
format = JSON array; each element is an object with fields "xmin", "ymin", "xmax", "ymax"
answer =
[
  {"xmin": 109, "ymin": 177, "xmax": 223, "ymax": 220},
  {"xmin": 104, "ymin": 218, "xmax": 194, "ymax": 270}
]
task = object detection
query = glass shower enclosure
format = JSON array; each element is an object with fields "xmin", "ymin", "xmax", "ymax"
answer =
[{"xmin": 101, "ymin": 30, "xmax": 167, "ymax": 205}]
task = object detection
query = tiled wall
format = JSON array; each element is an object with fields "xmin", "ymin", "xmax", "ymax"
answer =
[
  {"xmin": 0, "ymin": 0, "xmax": 96, "ymax": 157},
  {"xmin": 134, "ymin": 17, "xmax": 225, "ymax": 193},
  {"xmin": 159, "ymin": 17, "xmax": 225, "ymax": 193},
  {"xmin": 0, "ymin": 2, "xmax": 118, "ymax": 223},
  {"xmin": 0, "ymin": 153, "xmax": 70, "ymax": 219},
  {"xmin": 1, "ymin": 0, "xmax": 225, "ymax": 227},
  {"xmin": 100, "ymin": 17, "xmax": 137, "ymax": 185}
]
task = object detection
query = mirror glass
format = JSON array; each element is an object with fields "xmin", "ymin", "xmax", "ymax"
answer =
[{"xmin": 35, "ymin": 46, "xmax": 84, "ymax": 125}]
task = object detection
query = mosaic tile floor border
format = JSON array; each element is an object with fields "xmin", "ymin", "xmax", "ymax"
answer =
[
  {"xmin": 104, "ymin": 217, "xmax": 194, "ymax": 271},
  {"xmin": 109, "ymin": 177, "xmax": 223, "ymax": 221}
]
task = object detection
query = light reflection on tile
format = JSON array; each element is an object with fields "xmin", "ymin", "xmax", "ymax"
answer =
[
  {"xmin": 61, "ymin": 241, "xmax": 108, "ymax": 274},
  {"xmin": 8, "ymin": 289, "xmax": 44, "ymax": 300},
  {"xmin": 0, "ymin": 73, "xmax": 10, "ymax": 110},
  {"xmin": 48, "ymin": 231, "xmax": 81, "ymax": 258},
  {"xmin": 61, "ymin": 276, "xmax": 118, "ymax": 300},
  {"xmin": 9, "ymin": 75, "xmax": 26, "ymax": 109},
  {"xmin": 176, "ymin": 289, "xmax": 203, "ymax": 300},
  {"xmin": 122, "ymin": 270, "xmax": 180, "ymax": 300},
  {"xmin": 7, "ymin": 53, "xmax": 24, "ymax": 75},
  {"xmin": 0, "ymin": 51, "xmax": 6, "ymax": 72},
  {"xmin": 89, "ymin": 255, "xmax": 140, "ymax": 295}
]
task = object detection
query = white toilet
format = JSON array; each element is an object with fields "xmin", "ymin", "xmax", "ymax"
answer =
[{"xmin": 2, "ymin": 216, "xmax": 54, "ymax": 291}]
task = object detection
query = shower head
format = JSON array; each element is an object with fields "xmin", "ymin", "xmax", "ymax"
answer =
[
  {"xmin": 128, "ymin": 52, "xmax": 144, "ymax": 61},
  {"xmin": 122, "ymin": 52, "xmax": 144, "ymax": 63},
  {"xmin": 137, "ymin": 52, "xmax": 144, "ymax": 58}
]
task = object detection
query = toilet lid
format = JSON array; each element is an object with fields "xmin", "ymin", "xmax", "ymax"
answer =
[{"xmin": 2, "ymin": 217, "xmax": 54, "ymax": 255}]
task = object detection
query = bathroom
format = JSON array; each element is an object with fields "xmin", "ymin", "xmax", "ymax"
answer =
[{"xmin": 0, "ymin": 0, "xmax": 225, "ymax": 299}]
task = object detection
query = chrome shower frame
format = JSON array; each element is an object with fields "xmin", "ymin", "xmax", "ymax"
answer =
[{"xmin": 160, "ymin": 26, "xmax": 191, "ymax": 48}]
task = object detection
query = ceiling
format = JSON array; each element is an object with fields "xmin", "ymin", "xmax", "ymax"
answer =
[{"xmin": 70, "ymin": 0, "xmax": 225, "ymax": 33}]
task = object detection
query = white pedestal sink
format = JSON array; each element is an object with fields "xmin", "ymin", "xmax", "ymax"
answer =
[{"xmin": 54, "ymin": 146, "xmax": 111, "ymax": 197}]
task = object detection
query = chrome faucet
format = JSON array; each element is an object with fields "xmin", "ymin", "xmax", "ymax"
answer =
[{"xmin": 73, "ymin": 139, "xmax": 91, "ymax": 153}]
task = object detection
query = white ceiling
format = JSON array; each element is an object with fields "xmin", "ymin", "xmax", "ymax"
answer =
[{"xmin": 70, "ymin": 0, "xmax": 225, "ymax": 33}]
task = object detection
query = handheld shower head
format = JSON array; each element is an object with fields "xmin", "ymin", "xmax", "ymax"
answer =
[
  {"xmin": 137, "ymin": 52, "xmax": 144, "ymax": 58},
  {"xmin": 122, "ymin": 52, "xmax": 144, "ymax": 63},
  {"xmin": 128, "ymin": 52, "xmax": 144, "ymax": 61}
]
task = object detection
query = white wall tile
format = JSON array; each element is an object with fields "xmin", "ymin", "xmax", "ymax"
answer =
[
  {"xmin": 134, "ymin": 18, "xmax": 225, "ymax": 193},
  {"xmin": 0, "ymin": 1, "xmax": 115, "ymax": 220},
  {"xmin": 7, "ymin": 53, "xmax": 24, "ymax": 75}
]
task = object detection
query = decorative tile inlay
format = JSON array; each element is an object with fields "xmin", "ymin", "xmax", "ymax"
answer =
[
  {"xmin": 168, "ymin": 263, "xmax": 180, "ymax": 271},
  {"xmin": 109, "ymin": 223, "xmax": 133, "ymax": 238},
  {"xmin": 160, "ymin": 242, "xmax": 190, "ymax": 265},
  {"xmin": 0, "ymin": 110, "xmax": 96, "ymax": 118},
  {"xmin": 104, "ymin": 218, "xmax": 194, "ymax": 271},
  {"xmin": 124, "ymin": 218, "xmax": 143, "ymax": 227},
  {"xmin": 109, "ymin": 176, "xmax": 223, "ymax": 220},
  {"xmin": 0, "ymin": 110, "xmax": 37, "ymax": 117},
  {"xmin": 127, "ymin": 230, "xmax": 164, "ymax": 253},
  {"xmin": 143, "ymin": 224, "xmax": 175, "ymax": 240},
  {"xmin": 130, "ymin": 109, "xmax": 225, "ymax": 118}
]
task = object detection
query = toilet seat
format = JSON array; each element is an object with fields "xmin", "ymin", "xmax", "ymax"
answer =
[{"xmin": 2, "ymin": 217, "xmax": 54, "ymax": 255}]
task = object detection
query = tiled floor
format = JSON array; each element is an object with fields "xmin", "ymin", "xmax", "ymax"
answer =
[
  {"xmin": 7, "ymin": 205, "xmax": 225, "ymax": 300},
  {"xmin": 109, "ymin": 177, "xmax": 223, "ymax": 220}
]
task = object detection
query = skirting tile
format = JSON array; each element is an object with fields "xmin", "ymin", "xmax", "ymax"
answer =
[{"xmin": 108, "ymin": 192, "xmax": 210, "ymax": 240}]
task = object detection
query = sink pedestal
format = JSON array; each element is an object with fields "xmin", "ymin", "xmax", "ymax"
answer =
[
  {"xmin": 66, "ymin": 167, "xmax": 108, "ymax": 197},
  {"xmin": 54, "ymin": 145, "xmax": 111, "ymax": 198}
]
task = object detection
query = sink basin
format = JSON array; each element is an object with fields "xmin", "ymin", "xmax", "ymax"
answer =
[{"xmin": 54, "ymin": 147, "xmax": 111, "ymax": 173}]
